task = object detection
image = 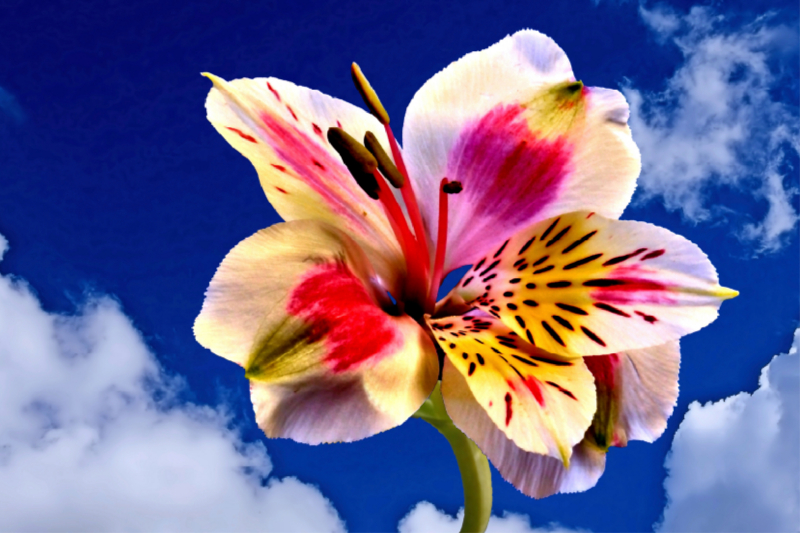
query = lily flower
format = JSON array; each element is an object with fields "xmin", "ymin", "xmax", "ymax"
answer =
[{"xmin": 194, "ymin": 30, "xmax": 736, "ymax": 499}]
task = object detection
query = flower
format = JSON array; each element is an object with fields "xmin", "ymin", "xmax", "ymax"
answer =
[{"xmin": 194, "ymin": 30, "xmax": 736, "ymax": 498}]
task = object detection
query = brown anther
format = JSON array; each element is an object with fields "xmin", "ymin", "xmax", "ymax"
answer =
[
  {"xmin": 327, "ymin": 127, "xmax": 380, "ymax": 199},
  {"xmin": 442, "ymin": 180, "xmax": 463, "ymax": 194},
  {"xmin": 364, "ymin": 131, "xmax": 405, "ymax": 188},
  {"xmin": 351, "ymin": 63, "xmax": 390, "ymax": 125}
]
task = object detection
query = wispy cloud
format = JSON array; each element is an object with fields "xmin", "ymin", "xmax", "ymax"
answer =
[
  {"xmin": 625, "ymin": 4, "xmax": 799, "ymax": 253},
  {"xmin": 656, "ymin": 328, "xmax": 800, "ymax": 532},
  {"xmin": 0, "ymin": 235, "xmax": 345, "ymax": 533}
]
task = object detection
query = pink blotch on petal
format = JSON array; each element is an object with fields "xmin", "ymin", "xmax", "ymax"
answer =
[
  {"xmin": 258, "ymin": 111, "xmax": 366, "ymax": 228},
  {"xmin": 286, "ymin": 262, "xmax": 401, "ymax": 373},
  {"xmin": 447, "ymin": 104, "xmax": 572, "ymax": 227},
  {"xmin": 593, "ymin": 265, "xmax": 674, "ymax": 305}
]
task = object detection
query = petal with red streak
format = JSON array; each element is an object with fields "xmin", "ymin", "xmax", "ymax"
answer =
[
  {"xmin": 194, "ymin": 220, "xmax": 438, "ymax": 444},
  {"xmin": 453, "ymin": 211, "xmax": 737, "ymax": 357},
  {"xmin": 204, "ymin": 74, "xmax": 404, "ymax": 289},
  {"xmin": 586, "ymin": 341, "xmax": 681, "ymax": 448},
  {"xmin": 441, "ymin": 353, "xmax": 605, "ymax": 498},
  {"xmin": 402, "ymin": 30, "xmax": 640, "ymax": 270},
  {"xmin": 428, "ymin": 311, "xmax": 595, "ymax": 462}
]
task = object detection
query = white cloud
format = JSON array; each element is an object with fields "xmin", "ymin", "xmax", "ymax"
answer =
[
  {"xmin": 0, "ymin": 235, "xmax": 345, "ymax": 533},
  {"xmin": 656, "ymin": 328, "xmax": 800, "ymax": 532},
  {"xmin": 625, "ymin": 4, "xmax": 799, "ymax": 253},
  {"xmin": 397, "ymin": 502, "xmax": 589, "ymax": 533}
]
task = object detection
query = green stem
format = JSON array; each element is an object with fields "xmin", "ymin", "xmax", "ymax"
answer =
[{"xmin": 413, "ymin": 381, "xmax": 492, "ymax": 533}]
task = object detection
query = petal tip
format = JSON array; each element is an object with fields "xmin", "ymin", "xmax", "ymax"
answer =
[{"xmin": 716, "ymin": 286, "xmax": 739, "ymax": 300}]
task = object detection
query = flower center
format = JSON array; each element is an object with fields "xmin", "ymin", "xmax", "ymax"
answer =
[{"xmin": 325, "ymin": 64, "xmax": 463, "ymax": 315}]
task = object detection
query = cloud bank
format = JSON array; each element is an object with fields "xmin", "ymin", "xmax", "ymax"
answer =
[
  {"xmin": 657, "ymin": 328, "xmax": 800, "ymax": 532},
  {"xmin": 0, "ymin": 234, "xmax": 345, "ymax": 532},
  {"xmin": 398, "ymin": 502, "xmax": 589, "ymax": 533},
  {"xmin": 626, "ymin": 4, "xmax": 799, "ymax": 253}
]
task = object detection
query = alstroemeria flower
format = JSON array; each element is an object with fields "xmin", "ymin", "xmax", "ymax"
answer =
[{"xmin": 194, "ymin": 30, "xmax": 736, "ymax": 498}]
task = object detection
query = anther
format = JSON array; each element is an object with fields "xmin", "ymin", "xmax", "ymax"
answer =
[
  {"xmin": 364, "ymin": 131, "xmax": 405, "ymax": 188},
  {"xmin": 442, "ymin": 180, "xmax": 463, "ymax": 194},
  {"xmin": 351, "ymin": 63, "xmax": 390, "ymax": 125},
  {"xmin": 327, "ymin": 127, "xmax": 379, "ymax": 199}
]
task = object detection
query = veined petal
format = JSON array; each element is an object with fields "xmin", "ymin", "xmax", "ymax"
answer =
[
  {"xmin": 204, "ymin": 74, "xmax": 403, "ymax": 287},
  {"xmin": 402, "ymin": 30, "xmax": 639, "ymax": 270},
  {"xmin": 442, "ymin": 357, "xmax": 606, "ymax": 498},
  {"xmin": 453, "ymin": 211, "xmax": 736, "ymax": 357},
  {"xmin": 587, "ymin": 341, "xmax": 681, "ymax": 448},
  {"xmin": 428, "ymin": 311, "xmax": 595, "ymax": 463},
  {"xmin": 194, "ymin": 220, "xmax": 438, "ymax": 444}
]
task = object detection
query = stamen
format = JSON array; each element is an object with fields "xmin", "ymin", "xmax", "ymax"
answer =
[
  {"xmin": 351, "ymin": 63, "xmax": 390, "ymax": 125},
  {"xmin": 327, "ymin": 128, "xmax": 379, "ymax": 199},
  {"xmin": 364, "ymin": 132, "xmax": 405, "ymax": 188},
  {"xmin": 373, "ymin": 169, "xmax": 427, "ymax": 301},
  {"xmin": 428, "ymin": 178, "xmax": 460, "ymax": 310},
  {"xmin": 384, "ymin": 123, "xmax": 431, "ymax": 273}
]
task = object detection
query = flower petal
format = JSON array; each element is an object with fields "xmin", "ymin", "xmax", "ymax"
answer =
[
  {"xmin": 454, "ymin": 211, "xmax": 736, "ymax": 357},
  {"xmin": 428, "ymin": 311, "xmax": 595, "ymax": 463},
  {"xmin": 587, "ymin": 341, "xmax": 681, "ymax": 447},
  {"xmin": 441, "ymin": 351, "xmax": 604, "ymax": 498},
  {"xmin": 402, "ymin": 30, "xmax": 640, "ymax": 270},
  {"xmin": 204, "ymin": 74, "xmax": 403, "ymax": 286},
  {"xmin": 194, "ymin": 220, "xmax": 438, "ymax": 443}
]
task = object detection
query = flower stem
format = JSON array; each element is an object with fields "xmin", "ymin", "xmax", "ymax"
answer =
[{"xmin": 413, "ymin": 382, "xmax": 492, "ymax": 533}]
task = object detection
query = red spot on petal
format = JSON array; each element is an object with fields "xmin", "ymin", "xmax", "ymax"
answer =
[
  {"xmin": 287, "ymin": 263, "xmax": 400, "ymax": 373},
  {"xmin": 286, "ymin": 105, "xmax": 298, "ymax": 121},
  {"xmin": 488, "ymin": 400, "xmax": 493, "ymax": 407},
  {"xmin": 641, "ymin": 249, "xmax": 665, "ymax": 261},
  {"xmin": 312, "ymin": 159, "xmax": 325, "ymax": 170},
  {"xmin": 275, "ymin": 186, "xmax": 288, "ymax": 194},
  {"xmin": 271, "ymin": 164, "xmax": 287, "ymax": 172},
  {"xmin": 267, "ymin": 81, "xmax": 281, "ymax": 102},
  {"xmin": 586, "ymin": 212, "xmax": 595, "ymax": 219},
  {"xmin": 225, "ymin": 127, "xmax": 257, "ymax": 143},
  {"xmin": 505, "ymin": 392, "xmax": 513, "ymax": 426},
  {"xmin": 524, "ymin": 377, "xmax": 546, "ymax": 407},
  {"xmin": 585, "ymin": 353, "xmax": 619, "ymax": 390},
  {"xmin": 312, "ymin": 123, "xmax": 323, "ymax": 136},
  {"xmin": 336, "ymin": 120, "xmax": 342, "ymax": 128}
]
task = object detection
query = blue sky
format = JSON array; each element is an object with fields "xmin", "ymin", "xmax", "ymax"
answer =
[{"xmin": 0, "ymin": 0, "xmax": 797, "ymax": 531}]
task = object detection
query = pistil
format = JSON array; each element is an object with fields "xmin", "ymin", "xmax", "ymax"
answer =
[{"xmin": 427, "ymin": 179, "xmax": 461, "ymax": 310}]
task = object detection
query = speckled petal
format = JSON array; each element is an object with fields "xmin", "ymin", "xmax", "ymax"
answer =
[
  {"xmin": 428, "ymin": 311, "xmax": 595, "ymax": 463},
  {"xmin": 441, "ymin": 351, "xmax": 605, "ymax": 498},
  {"xmin": 453, "ymin": 211, "xmax": 736, "ymax": 357},
  {"xmin": 402, "ymin": 30, "xmax": 639, "ymax": 271}
]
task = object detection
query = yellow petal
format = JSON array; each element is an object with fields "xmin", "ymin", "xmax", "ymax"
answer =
[
  {"xmin": 429, "ymin": 311, "xmax": 596, "ymax": 463},
  {"xmin": 442, "ymin": 360, "xmax": 608, "ymax": 498}
]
